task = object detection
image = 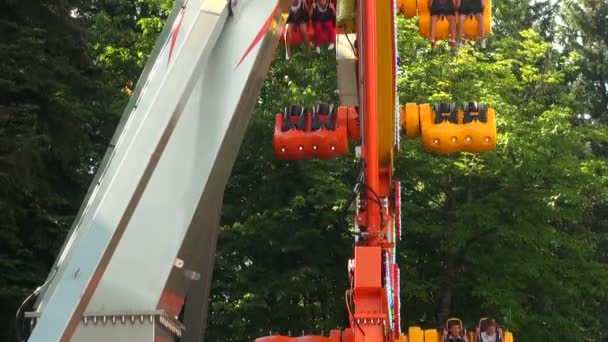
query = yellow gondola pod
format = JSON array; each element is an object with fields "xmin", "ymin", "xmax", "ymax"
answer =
[
  {"xmin": 400, "ymin": 103, "xmax": 421, "ymax": 139},
  {"xmin": 417, "ymin": 0, "xmax": 430, "ymax": 16},
  {"xmin": 418, "ymin": 103, "xmax": 496, "ymax": 154},
  {"xmin": 416, "ymin": 0, "xmax": 450, "ymax": 39},
  {"xmin": 424, "ymin": 328, "xmax": 441, "ymax": 342},
  {"xmin": 417, "ymin": 0, "xmax": 452, "ymax": 40},
  {"xmin": 416, "ymin": 0, "xmax": 492, "ymax": 41},
  {"xmin": 461, "ymin": 0, "xmax": 492, "ymax": 39},
  {"xmin": 398, "ymin": 0, "xmax": 417, "ymax": 18},
  {"xmin": 408, "ymin": 326, "xmax": 424, "ymax": 342},
  {"xmin": 462, "ymin": 107, "xmax": 496, "ymax": 153},
  {"xmin": 418, "ymin": 14, "xmax": 453, "ymax": 41},
  {"xmin": 403, "ymin": 319, "xmax": 513, "ymax": 342},
  {"xmin": 395, "ymin": 333, "xmax": 408, "ymax": 342}
]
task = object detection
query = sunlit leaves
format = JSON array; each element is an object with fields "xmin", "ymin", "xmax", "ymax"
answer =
[{"xmin": 395, "ymin": 15, "xmax": 608, "ymax": 340}]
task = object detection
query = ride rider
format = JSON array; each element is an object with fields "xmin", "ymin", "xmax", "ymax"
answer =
[
  {"xmin": 457, "ymin": 0, "xmax": 486, "ymax": 48},
  {"xmin": 429, "ymin": 0, "xmax": 457, "ymax": 48},
  {"xmin": 285, "ymin": 0, "xmax": 311, "ymax": 60},
  {"xmin": 476, "ymin": 318, "xmax": 503, "ymax": 342},
  {"xmin": 444, "ymin": 319, "xmax": 469, "ymax": 342},
  {"xmin": 311, "ymin": 0, "xmax": 336, "ymax": 53}
]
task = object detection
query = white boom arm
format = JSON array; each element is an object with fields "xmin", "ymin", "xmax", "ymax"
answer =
[{"xmin": 26, "ymin": 0, "xmax": 285, "ymax": 341}]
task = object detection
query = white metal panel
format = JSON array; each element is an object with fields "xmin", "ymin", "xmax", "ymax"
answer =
[
  {"xmin": 71, "ymin": 321, "xmax": 155, "ymax": 342},
  {"xmin": 29, "ymin": 0, "xmax": 286, "ymax": 340},
  {"xmin": 28, "ymin": 0, "xmax": 233, "ymax": 340},
  {"xmin": 85, "ymin": 0, "xmax": 285, "ymax": 315},
  {"xmin": 177, "ymin": 8, "xmax": 287, "ymax": 339},
  {"xmin": 337, "ymin": 33, "xmax": 359, "ymax": 106},
  {"xmin": 34, "ymin": 0, "xmax": 197, "ymax": 314}
]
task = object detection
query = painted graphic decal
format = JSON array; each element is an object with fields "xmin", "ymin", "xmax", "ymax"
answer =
[
  {"xmin": 168, "ymin": 8, "xmax": 186, "ymax": 64},
  {"xmin": 235, "ymin": 1, "xmax": 281, "ymax": 69}
]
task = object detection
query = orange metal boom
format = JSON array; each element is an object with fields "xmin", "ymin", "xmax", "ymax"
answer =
[
  {"xmin": 350, "ymin": 0, "xmax": 399, "ymax": 341},
  {"xmin": 264, "ymin": 0, "xmax": 497, "ymax": 341},
  {"xmin": 264, "ymin": 0, "xmax": 401, "ymax": 341}
]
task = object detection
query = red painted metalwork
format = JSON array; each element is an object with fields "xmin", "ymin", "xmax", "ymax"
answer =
[
  {"xmin": 349, "ymin": 1, "xmax": 396, "ymax": 341},
  {"xmin": 273, "ymin": 108, "xmax": 351, "ymax": 160},
  {"xmin": 263, "ymin": 0, "xmax": 401, "ymax": 341},
  {"xmin": 283, "ymin": 24, "xmax": 338, "ymax": 45},
  {"xmin": 361, "ymin": 0, "xmax": 382, "ymax": 240},
  {"xmin": 393, "ymin": 264, "xmax": 401, "ymax": 336},
  {"xmin": 257, "ymin": 334, "xmax": 341, "ymax": 342},
  {"xmin": 345, "ymin": 107, "xmax": 362, "ymax": 142},
  {"xmin": 158, "ymin": 290, "xmax": 184, "ymax": 318},
  {"xmin": 237, "ymin": 2, "xmax": 282, "ymax": 68},
  {"xmin": 395, "ymin": 180, "xmax": 402, "ymax": 241},
  {"xmin": 256, "ymin": 330, "xmax": 343, "ymax": 342},
  {"xmin": 168, "ymin": 8, "xmax": 186, "ymax": 64},
  {"xmin": 280, "ymin": 0, "xmax": 339, "ymax": 45},
  {"xmin": 272, "ymin": 106, "xmax": 360, "ymax": 160}
]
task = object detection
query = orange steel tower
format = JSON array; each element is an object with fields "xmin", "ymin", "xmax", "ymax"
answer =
[{"xmin": 268, "ymin": 0, "xmax": 402, "ymax": 340}]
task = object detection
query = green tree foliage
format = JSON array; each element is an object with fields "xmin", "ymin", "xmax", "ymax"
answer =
[
  {"xmin": 83, "ymin": 0, "xmax": 173, "ymax": 98},
  {"xmin": 560, "ymin": 0, "xmax": 608, "ymax": 124},
  {"xmin": 560, "ymin": 0, "xmax": 608, "ymax": 333},
  {"xmin": 2, "ymin": 1, "xmax": 608, "ymax": 342},
  {"xmin": 396, "ymin": 17, "xmax": 608, "ymax": 340},
  {"xmin": 0, "ymin": 1, "xmax": 119, "ymax": 341},
  {"xmin": 206, "ymin": 50, "xmax": 354, "ymax": 341},
  {"xmin": 492, "ymin": 0, "xmax": 558, "ymax": 41}
]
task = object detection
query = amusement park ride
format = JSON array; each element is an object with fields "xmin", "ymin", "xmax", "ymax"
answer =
[{"xmin": 18, "ymin": 0, "xmax": 512, "ymax": 341}]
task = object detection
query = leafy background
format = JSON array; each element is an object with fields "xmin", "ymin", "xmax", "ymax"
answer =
[{"xmin": 1, "ymin": 0, "xmax": 607, "ymax": 341}]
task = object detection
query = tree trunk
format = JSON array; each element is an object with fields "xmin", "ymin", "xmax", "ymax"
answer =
[
  {"xmin": 438, "ymin": 277, "xmax": 453, "ymax": 325},
  {"xmin": 438, "ymin": 242, "xmax": 457, "ymax": 325}
]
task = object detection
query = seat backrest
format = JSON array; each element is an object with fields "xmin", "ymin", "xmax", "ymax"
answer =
[
  {"xmin": 316, "ymin": 103, "xmax": 332, "ymax": 115},
  {"xmin": 312, "ymin": 103, "xmax": 336, "ymax": 131},
  {"xmin": 433, "ymin": 102, "xmax": 457, "ymax": 123},
  {"xmin": 288, "ymin": 105, "xmax": 304, "ymax": 116},
  {"xmin": 282, "ymin": 105, "xmax": 307, "ymax": 132}
]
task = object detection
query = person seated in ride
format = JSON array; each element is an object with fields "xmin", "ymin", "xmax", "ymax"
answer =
[
  {"xmin": 310, "ymin": 0, "xmax": 336, "ymax": 53},
  {"xmin": 443, "ymin": 319, "xmax": 469, "ymax": 342},
  {"xmin": 285, "ymin": 0, "xmax": 311, "ymax": 60},
  {"xmin": 476, "ymin": 318, "xmax": 503, "ymax": 342},
  {"xmin": 457, "ymin": 0, "xmax": 486, "ymax": 48},
  {"xmin": 428, "ymin": 0, "xmax": 457, "ymax": 48}
]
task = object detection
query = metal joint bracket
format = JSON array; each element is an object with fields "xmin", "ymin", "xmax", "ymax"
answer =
[{"xmin": 228, "ymin": 0, "xmax": 239, "ymax": 17}]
